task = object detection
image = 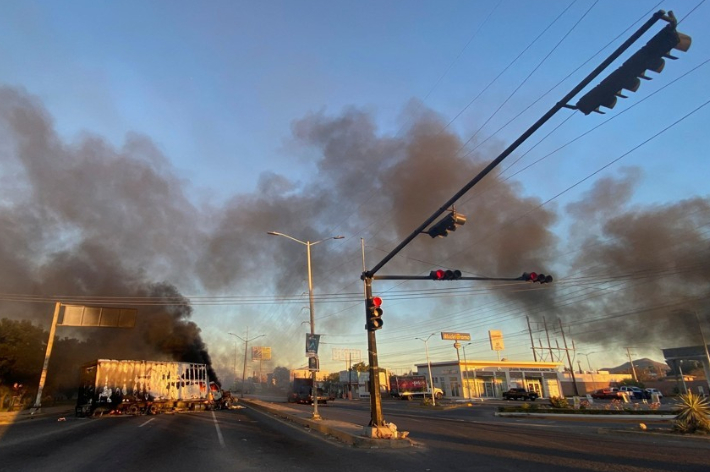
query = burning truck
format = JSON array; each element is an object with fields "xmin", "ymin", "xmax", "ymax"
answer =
[{"xmin": 75, "ymin": 359, "xmax": 231, "ymax": 417}]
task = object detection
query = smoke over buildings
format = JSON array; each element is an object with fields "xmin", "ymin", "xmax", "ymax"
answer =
[{"xmin": 1, "ymin": 84, "xmax": 708, "ymax": 380}]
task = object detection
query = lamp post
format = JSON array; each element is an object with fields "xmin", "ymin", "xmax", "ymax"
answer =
[
  {"xmin": 229, "ymin": 329, "xmax": 264, "ymax": 398},
  {"xmin": 268, "ymin": 231, "xmax": 344, "ymax": 420},
  {"xmin": 416, "ymin": 333, "xmax": 437, "ymax": 406},
  {"xmin": 579, "ymin": 351, "xmax": 596, "ymax": 392},
  {"xmin": 462, "ymin": 342, "xmax": 473, "ymax": 399}
]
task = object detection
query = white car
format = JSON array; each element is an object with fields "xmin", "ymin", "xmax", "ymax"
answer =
[{"xmin": 644, "ymin": 388, "xmax": 663, "ymax": 400}]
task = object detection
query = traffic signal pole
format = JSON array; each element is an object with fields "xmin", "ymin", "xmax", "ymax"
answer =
[
  {"xmin": 360, "ymin": 10, "xmax": 674, "ymax": 431},
  {"xmin": 364, "ymin": 277, "xmax": 384, "ymax": 427}
]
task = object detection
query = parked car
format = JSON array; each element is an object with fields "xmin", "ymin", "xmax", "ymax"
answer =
[
  {"xmin": 502, "ymin": 388, "xmax": 539, "ymax": 401},
  {"xmin": 644, "ymin": 388, "xmax": 663, "ymax": 400},
  {"xmin": 618, "ymin": 386, "xmax": 644, "ymax": 399},
  {"xmin": 590, "ymin": 388, "xmax": 621, "ymax": 399}
]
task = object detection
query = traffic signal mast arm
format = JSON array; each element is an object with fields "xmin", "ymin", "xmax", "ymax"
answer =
[
  {"xmin": 373, "ymin": 271, "xmax": 553, "ymax": 283},
  {"xmin": 575, "ymin": 13, "xmax": 691, "ymax": 115},
  {"xmin": 362, "ymin": 10, "xmax": 670, "ymax": 280}
]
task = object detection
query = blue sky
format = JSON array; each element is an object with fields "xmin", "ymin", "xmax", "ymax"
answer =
[{"xmin": 2, "ymin": 0, "xmax": 709, "ymax": 382}]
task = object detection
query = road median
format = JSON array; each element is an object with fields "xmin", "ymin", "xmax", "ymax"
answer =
[{"xmin": 240, "ymin": 398, "xmax": 413, "ymax": 448}]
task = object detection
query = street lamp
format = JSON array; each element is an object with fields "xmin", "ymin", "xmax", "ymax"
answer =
[
  {"xmin": 416, "ymin": 333, "xmax": 437, "ymax": 406},
  {"xmin": 268, "ymin": 231, "xmax": 344, "ymax": 420},
  {"xmin": 462, "ymin": 342, "xmax": 473, "ymax": 399},
  {"xmin": 229, "ymin": 330, "xmax": 264, "ymax": 398}
]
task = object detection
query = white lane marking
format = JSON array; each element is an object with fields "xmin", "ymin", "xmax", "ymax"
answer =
[
  {"xmin": 212, "ymin": 410, "xmax": 225, "ymax": 448},
  {"xmin": 138, "ymin": 418, "xmax": 155, "ymax": 428}
]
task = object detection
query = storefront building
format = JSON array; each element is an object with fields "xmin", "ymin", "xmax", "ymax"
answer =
[{"xmin": 415, "ymin": 360, "xmax": 563, "ymax": 399}]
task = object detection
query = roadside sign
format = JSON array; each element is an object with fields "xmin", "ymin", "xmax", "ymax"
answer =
[
  {"xmin": 306, "ymin": 334, "xmax": 320, "ymax": 357},
  {"xmin": 489, "ymin": 330, "xmax": 505, "ymax": 351},
  {"xmin": 441, "ymin": 332, "xmax": 471, "ymax": 341}
]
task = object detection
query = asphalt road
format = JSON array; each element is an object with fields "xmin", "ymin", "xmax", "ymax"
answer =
[
  {"xmin": 282, "ymin": 398, "xmax": 710, "ymax": 471},
  {"xmin": 1, "ymin": 400, "xmax": 709, "ymax": 472}
]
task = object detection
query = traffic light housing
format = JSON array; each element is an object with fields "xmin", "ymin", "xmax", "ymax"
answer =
[
  {"xmin": 575, "ymin": 22, "xmax": 691, "ymax": 115},
  {"xmin": 429, "ymin": 269, "xmax": 462, "ymax": 280},
  {"xmin": 366, "ymin": 296, "xmax": 384, "ymax": 331},
  {"xmin": 427, "ymin": 211, "xmax": 467, "ymax": 238},
  {"xmin": 521, "ymin": 272, "xmax": 553, "ymax": 284}
]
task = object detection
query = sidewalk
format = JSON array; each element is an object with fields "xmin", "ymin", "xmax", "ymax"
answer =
[
  {"xmin": 240, "ymin": 398, "xmax": 413, "ymax": 448},
  {"xmin": 0, "ymin": 405, "xmax": 75, "ymax": 425}
]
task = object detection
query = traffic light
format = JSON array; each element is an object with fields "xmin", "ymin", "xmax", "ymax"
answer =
[
  {"xmin": 429, "ymin": 269, "xmax": 462, "ymax": 280},
  {"xmin": 427, "ymin": 211, "xmax": 467, "ymax": 238},
  {"xmin": 575, "ymin": 23, "xmax": 691, "ymax": 115},
  {"xmin": 521, "ymin": 272, "xmax": 553, "ymax": 284},
  {"xmin": 366, "ymin": 296, "xmax": 384, "ymax": 331}
]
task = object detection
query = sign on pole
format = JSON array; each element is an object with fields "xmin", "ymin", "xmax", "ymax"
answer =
[
  {"xmin": 489, "ymin": 330, "xmax": 505, "ymax": 351},
  {"xmin": 441, "ymin": 332, "xmax": 471, "ymax": 341},
  {"xmin": 306, "ymin": 334, "xmax": 320, "ymax": 357},
  {"xmin": 61, "ymin": 305, "xmax": 136, "ymax": 328}
]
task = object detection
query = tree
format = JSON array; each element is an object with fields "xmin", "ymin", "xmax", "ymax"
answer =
[
  {"xmin": 617, "ymin": 378, "xmax": 645, "ymax": 389},
  {"xmin": 351, "ymin": 362, "xmax": 369, "ymax": 373},
  {"xmin": 327, "ymin": 372, "xmax": 340, "ymax": 383},
  {"xmin": 0, "ymin": 318, "xmax": 47, "ymax": 387}
]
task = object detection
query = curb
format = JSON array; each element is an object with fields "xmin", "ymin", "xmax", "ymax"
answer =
[
  {"xmin": 0, "ymin": 407, "xmax": 74, "ymax": 425},
  {"xmin": 496, "ymin": 412, "xmax": 676, "ymax": 420},
  {"xmin": 241, "ymin": 399, "xmax": 413, "ymax": 449},
  {"xmin": 598, "ymin": 427, "xmax": 710, "ymax": 441}
]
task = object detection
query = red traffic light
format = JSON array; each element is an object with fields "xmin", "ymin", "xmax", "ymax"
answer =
[
  {"xmin": 429, "ymin": 269, "xmax": 461, "ymax": 280},
  {"xmin": 367, "ymin": 297, "xmax": 384, "ymax": 331},
  {"xmin": 521, "ymin": 272, "xmax": 553, "ymax": 284}
]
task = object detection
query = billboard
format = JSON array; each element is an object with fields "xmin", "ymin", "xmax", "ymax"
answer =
[
  {"xmin": 489, "ymin": 330, "xmax": 505, "ymax": 351},
  {"xmin": 331, "ymin": 348, "xmax": 362, "ymax": 362},
  {"xmin": 251, "ymin": 346, "xmax": 272, "ymax": 361}
]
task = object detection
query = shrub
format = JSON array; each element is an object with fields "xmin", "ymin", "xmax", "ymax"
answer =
[
  {"xmin": 673, "ymin": 391, "xmax": 710, "ymax": 434},
  {"xmin": 549, "ymin": 396, "xmax": 570, "ymax": 409},
  {"xmin": 520, "ymin": 402, "xmax": 539, "ymax": 411}
]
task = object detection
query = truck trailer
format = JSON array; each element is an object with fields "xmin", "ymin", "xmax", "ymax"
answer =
[
  {"xmin": 389, "ymin": 374, "xmax": 444, "ymax": 401},
  {"xmin": 76, "ymin": 359, "xmax": 225, "ymax": 417}
]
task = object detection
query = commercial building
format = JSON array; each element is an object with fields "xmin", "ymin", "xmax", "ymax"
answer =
[{"xmin": 415, "ymin": 359, "xmax": 563, "ymax": 399}]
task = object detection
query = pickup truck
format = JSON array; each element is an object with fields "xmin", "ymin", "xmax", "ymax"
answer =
[
  {"xmin": 399, "ymin": 387, "xmax": 444, "ymax": 401},
  {"xmin": 502, "ymin": 388, "xmax": 539, "ymax": 401}
]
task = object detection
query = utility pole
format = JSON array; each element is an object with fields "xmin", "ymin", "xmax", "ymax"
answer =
[
  {"xmin": 626, "ymin": 347, "xmax": 638, "ymax": 382},
  {"xmin": 526, "ymin": 316, "xmax": 538, "ymax": 362},
  {"xmin": 230, "ymin": 328, "xmax": 264, "ymax": 398},
  {"xmin": 559, "ymin": 319, "xmax": 579, "ymax": 396},
  {"xmin": 544, "ymin": 317, "xmax": 555, "ymax": 362}
]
